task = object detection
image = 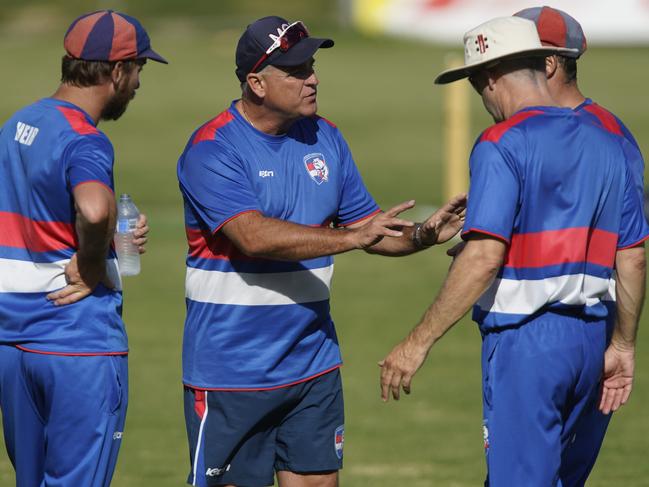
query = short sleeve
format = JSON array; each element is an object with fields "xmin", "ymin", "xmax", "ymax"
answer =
[
  {"xmin": 178, "ymin": 141, "xmax": 261, "ymax": 233},
  {"xmin": 65, "ymin": 135, "xmax": 114, "ymax": 190},
  {"xmin": 618, "ymin": 160, "xmax": 649, "ymax": 249},
  {"xmin": 462, "ymin": 141, "xmax": 520, "ymax": 243},
  {"xmin": 622, "ymin": 138, "xmax": 646, "ymax": 205},
  {"xmin": 334, "ymin": 133, "xmax": 380, "ymax": 226}
]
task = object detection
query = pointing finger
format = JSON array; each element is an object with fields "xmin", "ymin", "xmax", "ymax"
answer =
[{"xmin": 385, "ymin": 200, "xmax": 416, "ymax": 217}]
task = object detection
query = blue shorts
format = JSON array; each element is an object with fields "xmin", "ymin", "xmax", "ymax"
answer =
[
  {"xmin": 184, "ymin": 368, "xmax": 344, "ymax": 487},
  {"xmin": 0, "ymin": 345, "xmax": 128, "ymax": 487},
  {"xmin": 481, "ymin": 312, "xmax": 608, "ymax": 487}
]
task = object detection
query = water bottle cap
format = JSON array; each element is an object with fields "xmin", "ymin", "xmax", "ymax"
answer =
[{"xmin": 120, "ymin": 193, "xmax": 131, "ymax": 201}]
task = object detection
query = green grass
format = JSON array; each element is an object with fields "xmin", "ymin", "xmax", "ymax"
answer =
[{"xmin": 1, "ymin": 13, "xmax": 649, "ymax": 487}]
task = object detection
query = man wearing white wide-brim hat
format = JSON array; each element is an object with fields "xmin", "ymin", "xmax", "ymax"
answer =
[{"xmin": 380, "ymin": 16, "xmax": 649, "ymax": 486}]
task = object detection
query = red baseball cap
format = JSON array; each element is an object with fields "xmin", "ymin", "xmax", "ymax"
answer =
[
  {"xmin": 514, "ymin": 6, "xmax": 587, "ymax": 58},
  {"xmin": 64, "ymin": 10, "xmax": 167, "ymax": 64}
]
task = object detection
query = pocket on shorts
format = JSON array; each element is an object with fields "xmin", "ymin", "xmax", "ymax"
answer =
[
  {"xmin": 482, "ymin": 334, "xmax": 501, "ymax": 411},
  {"xmin": 105, "ymin": 357, "xmax": 124, "ymax": 415}
]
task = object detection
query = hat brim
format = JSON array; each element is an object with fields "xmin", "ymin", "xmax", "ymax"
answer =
[
  {"xmin": 434, "ymin": 46, "xmax": 576, "ymax": 85},
  {"xmin": 138, "ymin": 47, "xmax": 168, "ymax": 64},
  {"xmin": 268, "ymin": 37, "xmax": 334, "ymax": 68},
  {"xmin": 540, "ymin": 42, "xmax": 583, "ymax": 59}
]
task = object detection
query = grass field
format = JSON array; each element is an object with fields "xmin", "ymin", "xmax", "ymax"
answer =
[{"xmin": 1, "ymin": 9, "xmax": 649, "ymax": 487}]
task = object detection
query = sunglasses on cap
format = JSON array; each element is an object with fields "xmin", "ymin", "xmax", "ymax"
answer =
[{"xmin": 249, "ymin": 21, "xmax": 309, "ymax": 74}]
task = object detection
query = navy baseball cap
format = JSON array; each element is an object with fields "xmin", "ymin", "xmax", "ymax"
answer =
[
  {"xmin": 514, "ymin": 6, "xmax": 587, "ymax": 58},
  {"xmin": 64, "ymin": 10, "xmax": 167, "ymax": 64},
  {"xmin": 235, "ymin": 16, "xmax": 333, "ymax": 82}
]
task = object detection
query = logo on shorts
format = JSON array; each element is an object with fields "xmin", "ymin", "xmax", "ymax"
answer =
[
  {"xmin": 304, "ymin": 153, "xmax": 329, "ymax": 185},
  {"xmin": 334, "ymin": 425, "xmax": 344, "ymax": 459},
  {"xmin": 482, "ymin": 420, "xmax": 489, "ymax": 454},
  {"xmin": 206, "ymin": 464, "xmax": 230, "ymax": 477},
  {"xmin": 113, "ymin": 432, "xmax": 123, "ymax": 440}
]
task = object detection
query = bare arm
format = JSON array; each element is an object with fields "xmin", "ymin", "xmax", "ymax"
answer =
[
  {"xmin": 379, "ymin": 235, "xmax": 506, "ymax": 401},
  {"xmin": 47, "ymin": 183, "xmax": 116, "ymax": 305},
  {"xmin": 611, "ymin": 245, "xmax": 646, "ymax": 347},
  {"xmin": 599, "ymin": 244, "xmax": 646, "ymax": 413},
  {"xmin": 220, "ymin": 201, "xmax": 415, "ymax": 261},
  {"xmin": 360, "ymin": 194, "xmax": 467, "ymax": 256}
]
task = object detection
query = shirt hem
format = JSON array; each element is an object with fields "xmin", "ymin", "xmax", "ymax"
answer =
[
  {"xmin": 184, "ymin": 363, "xmax": 342, "ymax": 392},
  {"xmin": 461, "ymin": 227, "xmax": 510, "ymax": 244},
  {"xmin": 15, "ymin": 345, "xmax": 128, "ymax": 356},
  {"xmin": 72, "ymin": 180, "xmax": 114, "ymax": 193},
  {"xmin": 212, "ymin": 209, "xmax": 261, "ymax": 234},
  {"xmin": 617, "ymin": 233, "xmax": 649, "ymax": 250}
]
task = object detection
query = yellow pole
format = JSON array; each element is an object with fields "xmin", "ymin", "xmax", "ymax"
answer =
[{"xmin": 443, "ymin": 54, "xmax": 470, "ymax": 201}]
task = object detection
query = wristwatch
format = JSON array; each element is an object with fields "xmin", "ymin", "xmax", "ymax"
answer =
[{"xmin": 412, "ymin": 223, "xmax": 434, "ymax": 249}]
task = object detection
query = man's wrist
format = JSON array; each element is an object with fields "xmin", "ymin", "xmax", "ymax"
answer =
[
  {"xmin": 76, "ymin": 248, "xmax": 108, "ymax": 267},
  {"xmin": 412, "ymin": 223, "xmax": 435, "ymax": 249},
  {"xmin": 610, "ymin": 335, "xmax": 636, "ymax": 353}
]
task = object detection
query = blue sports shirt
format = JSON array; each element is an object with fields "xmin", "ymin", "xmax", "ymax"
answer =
[
  {"xmin": 0, "ymin": 98, "xmax": 125, "ymax": 354},
  {"xmin": 177, "ymin": 101, "xmax": 380, "ymax": 390},
  {"xmin": 462, "ymin": 106, "xmax": 649, "ymax": 331},
  {"xmin": 575, "ymin": 98, "xmax": 647, "ymax": 312},
  {"xmin": 576, "ymin": 98, "xmax": 645, "ymax": 210}
]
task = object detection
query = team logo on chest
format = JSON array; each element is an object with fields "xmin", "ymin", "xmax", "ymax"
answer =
[{"xmin": 304, "ymin": 153, "xmax": 329, "ymax": 185}]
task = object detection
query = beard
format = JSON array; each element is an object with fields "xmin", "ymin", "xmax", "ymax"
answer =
[{"xmin": 100, "ymin": 81, "xmax": 135, "ymax": 121}]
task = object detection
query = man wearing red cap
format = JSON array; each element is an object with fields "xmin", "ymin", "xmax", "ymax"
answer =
[
  {"xmin": 0, "ymin": 10, "xmax": 165, "ymax": 487},
  {"xmin": 379, "ymin": 15, "xmax": 648, "ymax": 486},
  {"xmin": 177, "ymin": 15, "xmax": 465, "ymax": 487},
  {"xmin": 515, "ymin": 6, "xmax": 648, "ymax": 484},
  {"xmin": 514, "ymin": 7, "xmax": 644, "ymax": 200}
]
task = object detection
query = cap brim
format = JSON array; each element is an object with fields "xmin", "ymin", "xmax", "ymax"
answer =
[
  {"xmin": 541, "ymin": 42, "xmax": 583, "ymax": 59},
  {"xmin": 139, "ymin": 47, "xmax": 168, "ymax": 64},
  {"xmin": 434, "ymin": 46, "xmax": 577, "ymax": 84},
  {"xmin": 269, "ymin": 37, "xmax": 334, "ymax": 67}
]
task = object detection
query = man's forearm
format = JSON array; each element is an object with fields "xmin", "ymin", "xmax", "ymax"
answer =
[
  {"xmin": 73, "ymin": 184, "xmax": 116, "ymax": 264},
  {"xmin": 228, "ymin": 215, "xmax": 358, "ymax": 261},
  {"xmin": 365, "ymin": 225, "xmax": 421, "ymax": 257},
  {"xmin": 222, "ymin": 204, "xmax": 412, "ymax": 261},
  {"xmin": 408, "ymin": 237, "xmax": 505, "ymax": 349},
  {"xmin": 76, "ymin": 213, "xmax": 114, "ymax": 261},
  {"xmin": 613, "ymin": 245, "xmax": 646, "ymax": 348}
]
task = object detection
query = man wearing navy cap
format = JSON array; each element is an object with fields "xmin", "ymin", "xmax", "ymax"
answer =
[
  {"xmin": 515, "ymin": 6, "xmax": 648, "ymax": 484},
  {"xmin": 177, "ymin": 15, "xmax": 465, "ymax": 487},
  {"xmin": 379, "ymin": 15, "xmax": 648, "ymax": 486},
  {"xmin": 0, "ymin": 10, "xmax": 165, "ymax": 487}
]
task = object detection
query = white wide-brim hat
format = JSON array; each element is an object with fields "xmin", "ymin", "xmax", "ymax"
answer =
[{"xmin": 435, "ymin": 16, "xmax": 578, "ymax": 85}]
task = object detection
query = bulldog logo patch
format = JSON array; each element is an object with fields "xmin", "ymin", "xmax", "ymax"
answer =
[{"xmin": 304, "ymin": 153, "xmax": 329, "ymax": 185}]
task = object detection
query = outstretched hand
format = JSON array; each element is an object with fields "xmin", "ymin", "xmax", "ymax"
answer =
[
  {"xmin": 46, "ymin": 253, "xmax": 114, "ymax": 306},
  {"xmin": 351, "ymin": 200, "xmax": 415, "ymax": 249},
  {"xmin": 420, "ymin": 193, "xmax": 467, "ymax": 245},
  {"xmin": 599, "ymin": 343, "xmax": 635, "ymax": 414}
]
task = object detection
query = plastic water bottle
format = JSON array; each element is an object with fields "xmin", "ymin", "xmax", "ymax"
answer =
[{"xmin": 115, "ymin": 194, "xmax": 141, "ymax": 276}]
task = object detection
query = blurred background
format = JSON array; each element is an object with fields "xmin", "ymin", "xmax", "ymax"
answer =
[{"xmin": 1, "ymin": 1, "xmax": 648, "ymax": 485}]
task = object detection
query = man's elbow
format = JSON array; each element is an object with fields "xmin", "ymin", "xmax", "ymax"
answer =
[
  {"xmin": 618, "ymin": 245, "xmax": 647, "ymax": 274},
  {"xmin": 463, "ymin": 240, "xmax": 505, "ymax": 278},
  {"xmin": 229, "ymin": 232, "xmax": 272, "ymax": 258},
  {"xmin": 476, "ymin": 253, "xmax": 503, "ymax": 278},
  {"xmin": 77, "ymin": 202, "xmax": 111, "ymax": 227},
  {"xmin": 73, "ymin": 184, "xmax": 114, "ymax": 227},
  {"xmin": 238, "ymin": 239, "xmax": 268, "ymax": 258}
]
